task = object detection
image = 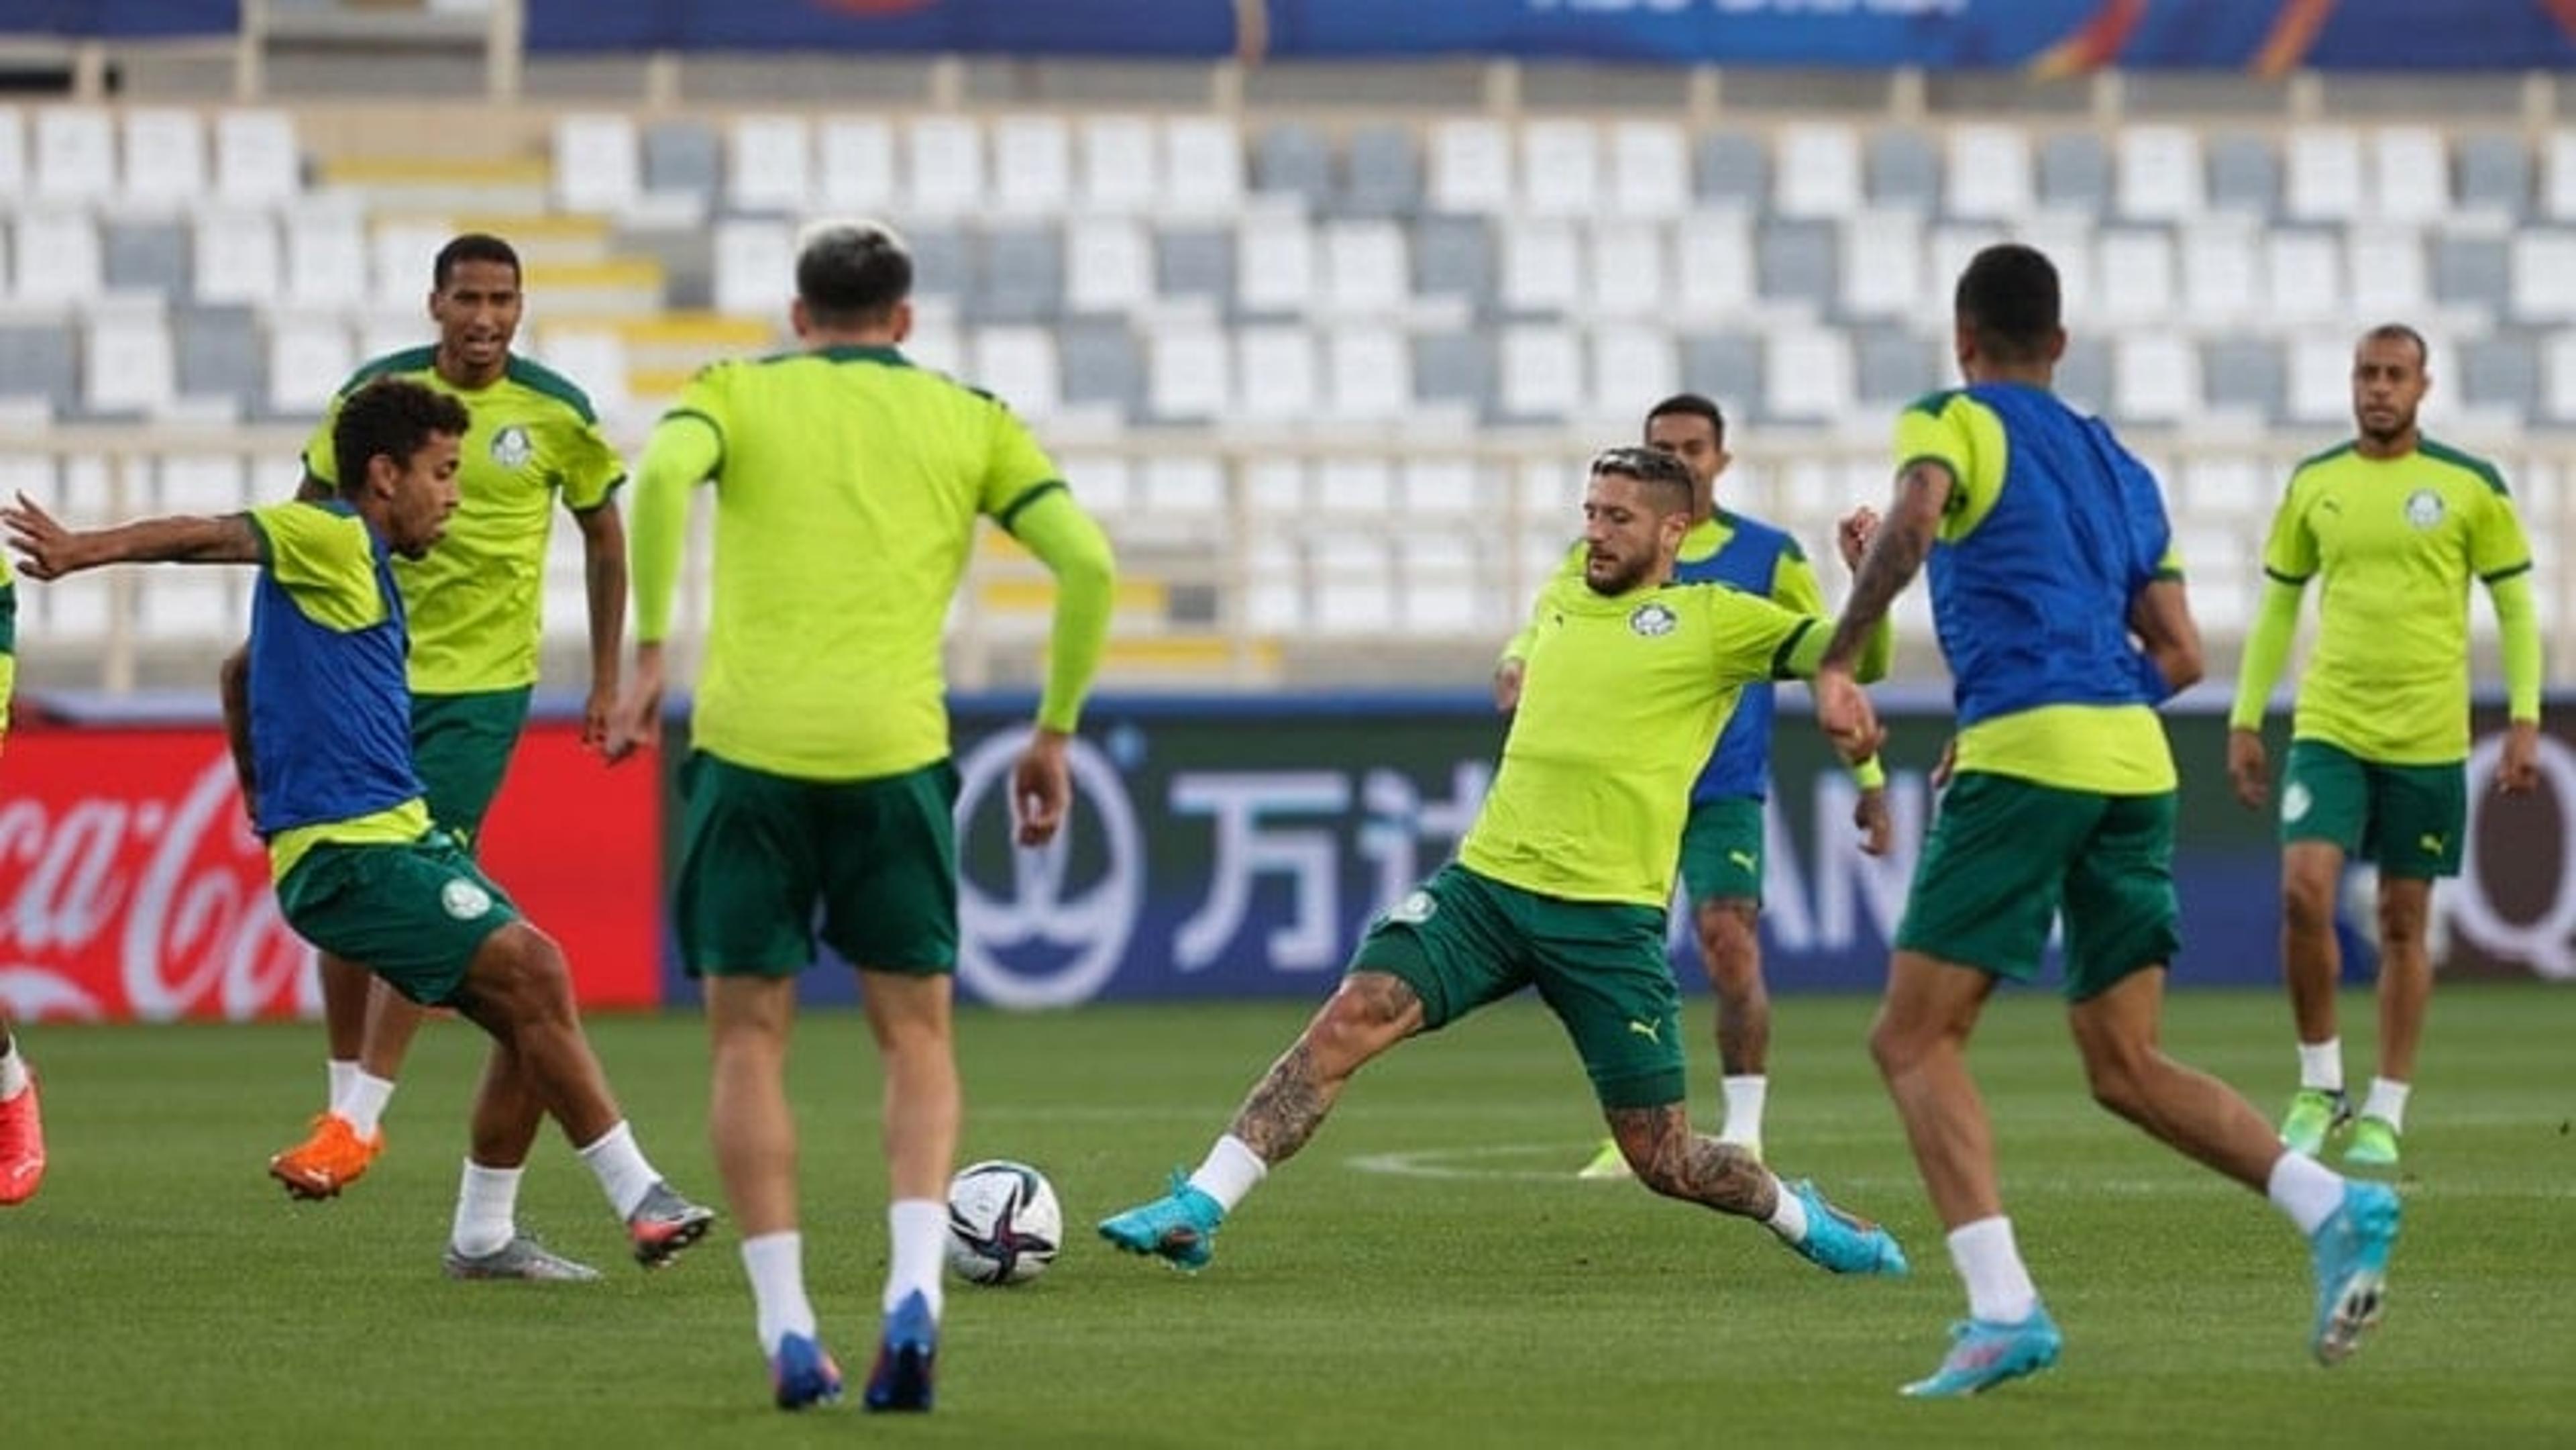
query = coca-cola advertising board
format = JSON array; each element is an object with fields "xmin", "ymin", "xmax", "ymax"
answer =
[{"xmin": 0, "ymin": 723, "xmax": 660, "ymax": 1022}]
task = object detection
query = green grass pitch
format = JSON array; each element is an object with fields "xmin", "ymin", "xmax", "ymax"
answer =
[{"xmin": 9, "ymin": 982, "xmax": 2574, "ymax": 1447}]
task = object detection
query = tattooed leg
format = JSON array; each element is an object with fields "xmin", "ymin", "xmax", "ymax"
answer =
[
  {"xmin": 1226, "ymin": 972, "xmax": 1424, "ymax": 1166},
  {"xmin": 1605, "ymin": 1103, "xmax": 1778, "ymax": 1219}
]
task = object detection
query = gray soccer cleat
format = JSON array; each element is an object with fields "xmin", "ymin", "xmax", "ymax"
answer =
[{"xmin": 442, "ymin": 1235, "xmax": 602, "ymax": 1282}]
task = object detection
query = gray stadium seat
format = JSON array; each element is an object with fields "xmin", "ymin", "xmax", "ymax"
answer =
[
  {"xmin": 2038, "ymin": 133, "xmax": 2112, "ymax": 213},
  {"xmin": 0, "ymin": 323, "xmax": 76, "ymax": 411},
  {"xmin": 1057, "ymin": 321, "xmax": 1141, "ymax": 423},
  {"xmin": 2432, "ymin": 233, "xmax": 2512, "ymax": 316},
  {"xmin": 641, "ymin": 118, "xmax": 721, "ymax": 203},
  {"xmin": 1155, "ymin": 224, "xmax": 1232, "ymax": 302},
  {"xmin": 1411, "ymin": 330, "xmax": 1491, "ymax": 413},
  {"xmin": 2461, "ymin": 332, "xmax": 2540, "ymax": 421},
  {"xmin": 2457, "ymin": 134, "xmax": 2532, "ymax": 217},
  {"xmin": 1412, "ymin": 214, "xmax": 1493, "ymax": 306},
  {"xmin": 1693, "ymin": 130, "xmax": 1768, "ymax": 209},
  {"xmin": 1855, "ymin": 328, "xmax": 1943, "ymax": 407},
  {"xmin": 2202, "ymin": 337, "xmax": 2288, "ymax": 423},
  {"xmin": 1756, "ymin": 219, "xmax": 1838, "ymax": 311},
  {"xmin": 2054, "ymin": 334, "xmax": 2113, "ymax": 415},
  {"xmin": 1252, "ymin": 121, "xmax": 1333, "ymax": 205},
  {"xmin": 903, "ymin": 221, "xmax": 971, "ymax": 299},
  {"xmin": 2206, "ymin": 134, "xmax": 2279, "ymax": 215},
  {"xmin": 1344, "ymin": 126, "xmax": 1422, "ymax": 218},
  {"xmin": 175, "ymin": 305, "xmax": 264, "ymax": 408},
  {"xmin": 975, "ymin": 225, "xmax": 1063, "ymax": 322},
  {"xmin": 1680, "ymin": 332, "xmax": 1762, "ymax": 413},
  {"xmin": 1866, "ymin": 130, "xmax": 1941, "ymax": 212},
  {"xmin": 104, "ymin": 219, "xmax": 191, "ymax": 296}
]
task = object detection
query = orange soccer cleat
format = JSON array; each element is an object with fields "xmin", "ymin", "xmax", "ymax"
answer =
[
  {"xmin": 267, "ymin": 1113, "xmax": 384, "ymax": 1200},
  {"xmin": 0, "ymin": 1072, "xmax": 46, "ymax": 1206}
]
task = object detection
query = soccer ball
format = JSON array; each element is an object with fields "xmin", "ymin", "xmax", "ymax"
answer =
[{"xmin": 945, "ymin": 1159, "xmax": 1063, "ymax": 1286}]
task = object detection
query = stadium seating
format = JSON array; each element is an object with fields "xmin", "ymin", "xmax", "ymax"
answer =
[{"xmin": 5, "ymin": 98, "xmax": 2573, "ymax": 685}]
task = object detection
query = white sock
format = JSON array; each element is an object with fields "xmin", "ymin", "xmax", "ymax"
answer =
[
  {"xmin": 340, "ymin": 1072, "xmax": 396, "ymax": 1139},
  {"xmin": 1184, "ymin": 1134, "xmax": 1269, "ymax": 1212},
  {"xmin": 451, "ymin": 1160, "xmax": 523, "ymax": 1257},
  {"xmin": 2297, "ymin": 1039, "xmax": 2344, "ymax": 1094},
  {"xmin": 1719, "ymin": 1074, "xmax": 1768, "ymax": 1145},
  {"xmin": 2360, "ymin": 1077, "xmax": 2411, "ymax": 1133},
  {"xmin": 575, "ymin": 1121, "xmax": 661, "ymax": 1219},
  {"xmin": 885, "ymin": 1198, "xmax": 947, "ymax": 1319},
  {"xmin": 1947, "ymin": 1216, "xmax": 2040, "ymax": 1325},
  {"xmin": 2267, "ymin": 1150, "xmax": 2345, "ymax": 1237},
  {"xmin": 741, "ymin": 1231, "xmax": 818, "ymax": 1356},
  {"xmin": 1761, "ymin": 1174, "xmax": 1808, "ymax": 1242},
  {"xmin": 326, "ymin": 1058, "xmax": 359, "ymax": 1112},
  {"xmin": 0, "ymin": 1043, "xmax": 28, "ymax": 1102}
]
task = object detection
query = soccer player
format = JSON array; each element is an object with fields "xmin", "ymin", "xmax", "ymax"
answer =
[
  {"xmin": 5, "ymin": 379, "xmax": 711, "ymax": 1278},
  {"xmin": 2228, "ymin": 323, "xmax": 2542, "ymax": 1168},
  {"xmin": 1495, "ymin": 394, "xmax": 1892, "ymax": 1177},
  {"xmin": 607, "ymin": 220, "xmax": 1116, "ymax": 1413},
  {"xmin": 1098, "ymin": 446, "xmax": 1909, "ymax": 1285},
  {"xmin": 256, "ymin": 232, "xmax": 631, "ymax": 1201},
  {"xmin": 1810, "ymin": 242, "xmax": 2401, "ymax": 1396},
  {"xmin": 0, "ymin": 548, "xmax": 38, "ymax": 1206}
]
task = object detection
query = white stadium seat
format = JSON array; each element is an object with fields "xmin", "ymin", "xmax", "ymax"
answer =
[
  {"xmin": 1324, "ymin": 324, "xmax": 1411, "ymax": 423},
  {"xmin": 34, "ymin": 107, "xmax": 115, "ymax": 202},
  {"xmin": 1521, "ymin": 119, "xmax": 1602, "ymax": 219},
  {"xmin": 121, "ymin": 109, "xmax": 207, "ymax": 205},
  {"xmin": 1946, "ymin": 124, "xmax": 2034, "ymax": 221},
  {"xmin": 2116, "ymin": 125, "xmax": 2206, "ymax": 221},
  {"xmin": 84, "ymin": 305, "xmax": 176, "ymax": 414},
  {"xmin": 992, "ymin": 114, "xmax": 1074, "ymax": 218},
  {"xmin": 1776, "ymin": 123, "xmax": 1863, "ymax": 219},
  {"xmin": 554, "ymin": 113, "xmax": 641, "ymax": 215},
  {"xmin": 2286, "ymin": 127, "xmax": 2366, "ymax": 221},
  {"xmin": 266, "ymin": 314, "xmax": 354, "ymax": 418},
  {"xmin": 1607, "ymin": 121, "xmax": 1690, "ymax": 219},
  {"xmin": 1429, "ymin": 117, "xmax": 1513, "ymax": 214},
  {"xmin": 1589, "ymin": 221, "xmax": 1670, "ymax": 319},
  {"xmin": 1234, "ymin": 325, "xmax": 1318, "ymax": 423},
  {"xmin": 1078, "ymin": 114, "xmax": 1161, "ymax": 215},
  {"xmin": 907, "ymin": 116, "xmax": 985, "ymax": 220},
  {"xmin": 816, "ymin": 115, "xmax": 898, "ymax": 214},
  {"xmin": 727, "ymin": 114, "xmax": 812, "ymax": 214},
  {"xmin": 1161, "ymin": 116, "xmax": 1243, "ymax": 218},
  {"xmin": 213, "ymin": 109, "xmax": 300, "ymax": 205}
]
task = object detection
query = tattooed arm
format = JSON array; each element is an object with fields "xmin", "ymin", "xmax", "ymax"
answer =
[{"xmin": 1821, "ymin": 460, "xmax": 1951, "ymax": 672}]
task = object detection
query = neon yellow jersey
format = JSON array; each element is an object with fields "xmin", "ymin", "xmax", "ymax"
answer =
[
  {"xmin": 663, "ymin": 345, "xmax": 1063, "ymax": 781},
  {"xmin": 1502, "ymin": 517, "xmax": 1821, "ymax": 659},
  {"xmin": 0, "ymin": 550, "xmax": 16, "ymax": 756},
  {"xmin": 1894, "ymin": 388, "xmax": 2181, "ymax": 794},
  {"xmin": 303, "ymin": 348, "xmax": 625, "ymax": 694},
  {"xmin": 2261, "ymin": 439, "xmax": 2532, "ymax": 764},
  {"xmin": 1461, "ymin": 576, "xmax": 1825, "ymax": 907}
]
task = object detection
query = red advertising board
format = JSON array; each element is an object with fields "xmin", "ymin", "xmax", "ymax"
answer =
[{"xmin": 0, "ymin": 724, "xmax": 661, "ymax": 1021}]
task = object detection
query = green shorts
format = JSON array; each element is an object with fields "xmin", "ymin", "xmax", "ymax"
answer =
[
  {"xmin": 1348, "ymin": 862, "xmax": 1682, "ymax": 1110},
  {"xmin": 1676, "ymin": 796, "xmax": 1765, "ymax": 909},
  {"xmin": 276, "ymin": 832, "xmax": 522, "ymax": 1007},
  {"xmin": 411, "ymin": 685, "xmax": 533, "ymax": 851},
  {"xmin": 1894, "ymin": 771, "xmax": 2181, "ymax": 1002},
  {"xmin": 676, "ymin": 750, "xmax": 961, "ymax": 977},
  {"xmin": 2280, "ymin": 738, "xmax": 2466, "ymax": 879}
]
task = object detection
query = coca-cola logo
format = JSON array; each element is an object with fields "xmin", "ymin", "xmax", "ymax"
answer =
[{"xmin": 0, "ymin": 754, "xmax": 313, "ymax": 1022}]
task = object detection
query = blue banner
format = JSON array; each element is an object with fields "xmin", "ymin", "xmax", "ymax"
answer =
[
  {"xmin": 524, "ymin": 0, "xmax": 1238, "ymax": 56},
  {"xmin": 649, "ymin": 693, "xmax": 2567, "ymax": 1013},
  {"xmin": 1267, "ymin": 0, "xmax": 2576, "ymax": 72},
  {"xmin": 5, "ymin": 1, "xmax": 237, "ymax": 37}
]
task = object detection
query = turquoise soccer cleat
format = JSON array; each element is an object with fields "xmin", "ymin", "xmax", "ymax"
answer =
[
  {"xmin": 1097, "ymin": 1170, "xmax": 1225, "ymax": 1270},
  {"xmin": 2309, "ymin": 1180, "xmax": 2400, "ymax": 1365},
  {"xmin": 1900, "ymin": 1309, "xmax": 2064, "ymax": 1397},
  {"xmin": 1778, "ymin": 1178, "xmax": 1909, "ymax": 1276}
]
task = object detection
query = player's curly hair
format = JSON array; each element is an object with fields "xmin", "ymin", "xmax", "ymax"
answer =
[{"xmin": 331, "ymin": 378, "xmax": 470, "ymax": 498}]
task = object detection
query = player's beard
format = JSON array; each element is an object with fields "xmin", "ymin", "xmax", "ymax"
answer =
[
  {"xmin": 2359, "ymin": 405, "xmax": 2414, "ymax": 447},
  {"xmin": 1585, "ymin": 549, "xmax": 1654, "ymax": 596}
]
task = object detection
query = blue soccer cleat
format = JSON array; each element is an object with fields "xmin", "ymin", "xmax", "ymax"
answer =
[
  {"xmin": 1901, "ymin": 1309, "xmax": 2064, "ymax": 1397},
  {"xmin": 2309, "ymin": 1180, "xmax": 2400, "ymax": 1365},
  {"xmin": 771, "ymin": 1332, "xmax": 843, "ymax": 1412},
  {"xmin": 862, "ymin": 1291, "xmax": 937, "ymax": 1412},
  {"xmin": 1779, "ymin": 1178, "xmax": 1909, "ymax": 1276},
  {"xmin": 1097, "ymin": 1170, "xmax": 1225, "ymax": 1271}
]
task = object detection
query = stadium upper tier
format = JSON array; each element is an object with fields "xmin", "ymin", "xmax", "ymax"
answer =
[{"xmin": 1, "ymin": 103, "xmax": 2569, "ymax": 690}]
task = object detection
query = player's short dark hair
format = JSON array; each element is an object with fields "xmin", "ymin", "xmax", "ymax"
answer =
[
  {"xmin": 2359, "ymin": 321, "xmax": 2430, "ymax": 370},
  {"xmin": 1955, "ymin": 242, "xmax": 2061, "ymax": 366},
  {"xmin": 1588, "ymin": 445, "xmax": 1695, "ymax": 515},
  {"xmin": 1643, "ymin": 392, "xmax": 1725, "ymax": 446},
  {"xmin": 433, "ymin": 233, "xmax": 521, "ymax": 292},
  {"xmin": 797, "ymin": 221, "xmax": 914, "ymax": 328},
  {"xmin": 333, "ymin": 378, "xmax": 470, "ymax": 498}
]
